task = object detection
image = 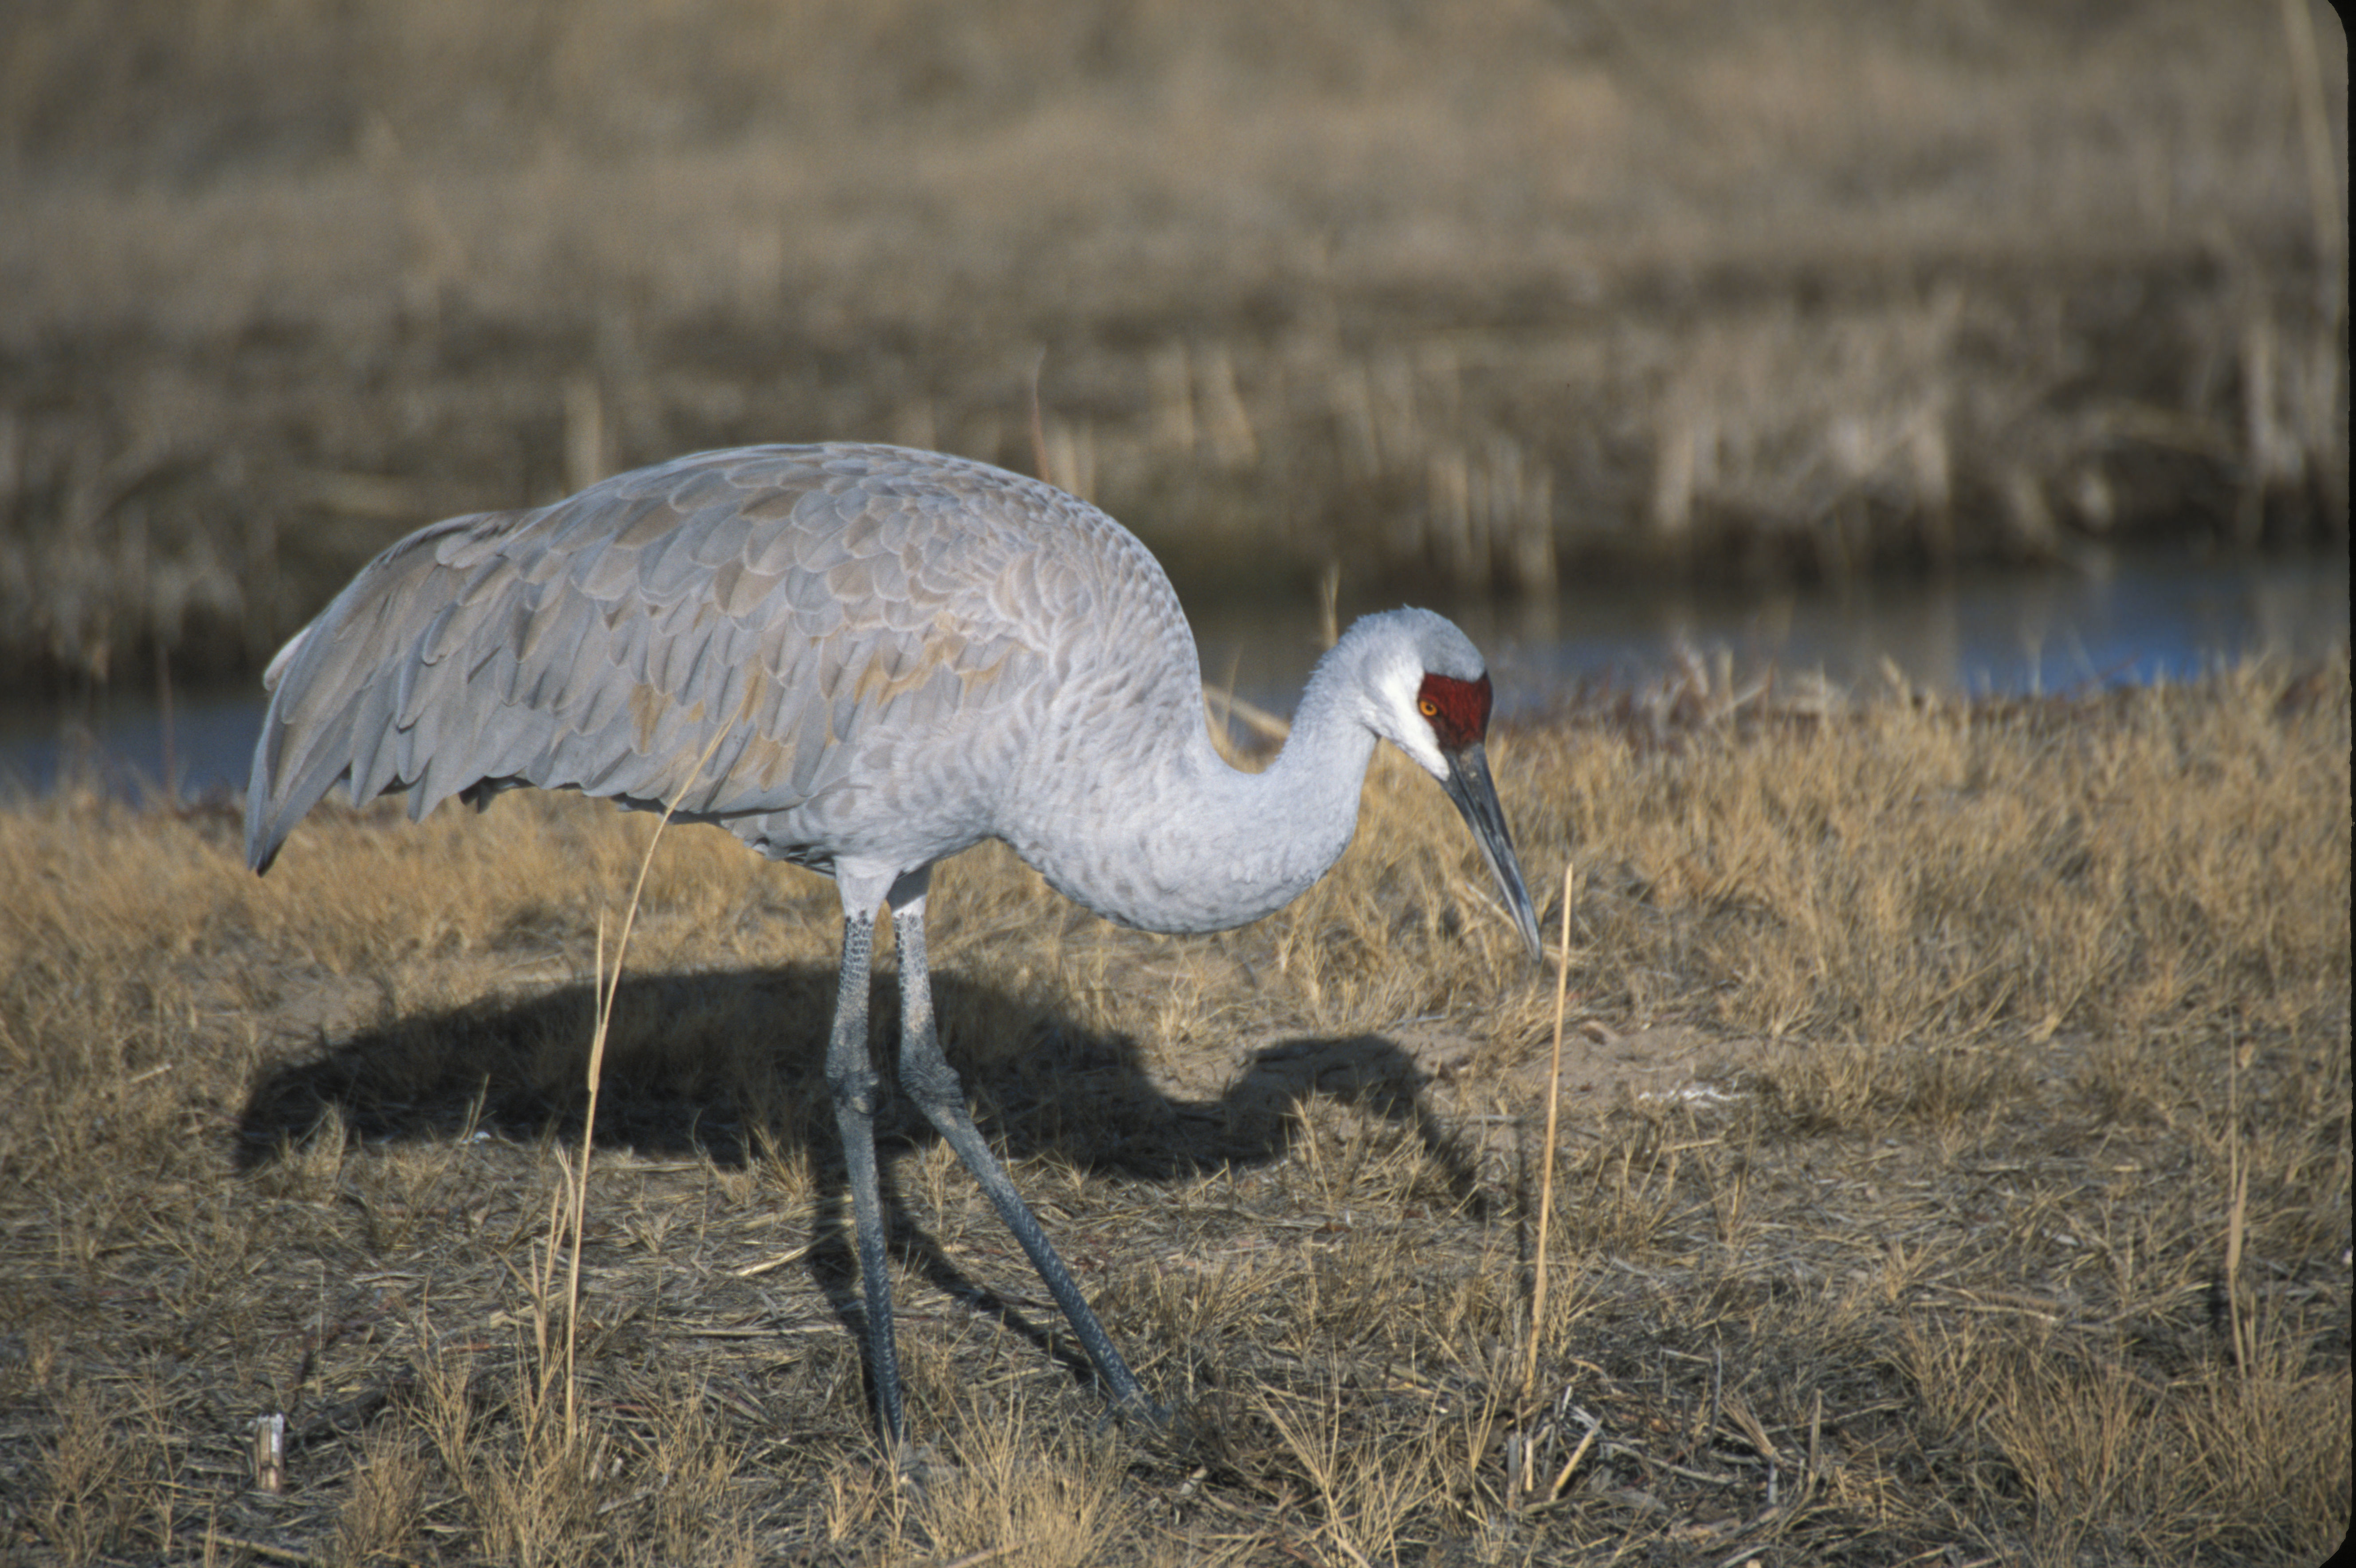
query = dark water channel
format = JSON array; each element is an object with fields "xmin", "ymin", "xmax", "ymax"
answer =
[{"xmin": 3, "ymin": 544, "xmax": 2345, "ymax": 803}]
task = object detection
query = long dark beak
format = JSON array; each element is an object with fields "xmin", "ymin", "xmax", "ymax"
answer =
[{"xmin": 1439, "ymin": 742, "xmax": 1543, "ymax": 961}]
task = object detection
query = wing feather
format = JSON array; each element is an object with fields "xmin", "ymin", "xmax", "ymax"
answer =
[
  {"xmin": 346, "ymin": 675, "xmax": 402, "ymax": 806},
  {"xmin": 473, "ymin": 692, "xmax": 548, "ymax": 781},
  {"xmin": 518, "ymin": 592, "xmax": 597, "ymax": 711},
  {"xmin": 577, "ymin": 537, "xmax": 645, "ymax": 600},
  {"xmin": 634, "ymin": 519, "xmax": 708, "ymax": 601},
  {"xmin": 244, "ymin": 443, "xmax": 1195, "ymax": 876},
  {"xmin": 683, "ymin": 503, "xmax": 755, "ymax": 568}
]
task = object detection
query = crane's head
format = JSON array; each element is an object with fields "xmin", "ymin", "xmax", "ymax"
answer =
[{"xmin": 1354, "ymin": 609, "xmax": 1544, "ymax": 962}]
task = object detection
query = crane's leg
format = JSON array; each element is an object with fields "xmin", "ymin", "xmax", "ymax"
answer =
[
  {"xmin": 825, "ymin": 902, "xmax": 907, "ymax": 1446},
  {"xmin": 886, "ymin": 871, "xmax": 1156, "ymax": 1418}
]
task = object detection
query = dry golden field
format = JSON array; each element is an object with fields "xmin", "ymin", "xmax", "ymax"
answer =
[
  {"xmin": 0, "ymin": 0, "xmax": 2347, "ymax": 692},
  {"xmin": 0, "ymin": 657, "xmax": 2347, "ymax": 1564},
  {"xmin": 0, "ymin": 2, "xmax": 2348, "ymax": 1563}
]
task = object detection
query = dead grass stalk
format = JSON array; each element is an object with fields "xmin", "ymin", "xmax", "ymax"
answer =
[{"xmin": 1522, "ymin": 859, "xmax": 1574, "ymax": 1407}]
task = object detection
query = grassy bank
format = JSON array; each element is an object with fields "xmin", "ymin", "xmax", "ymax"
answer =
[
  {"xmin": 0, "ymin": 658, "xmax": 2346, "ymax": 1564},
  {"xmin": 1, "ymin": 1, "xmax": 2347, "ymax": 691}
]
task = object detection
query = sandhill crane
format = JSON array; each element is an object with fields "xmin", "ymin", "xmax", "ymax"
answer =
[{"xmin": 246, "ymin": 442, "xmax": 1542, "ymax": 1443}]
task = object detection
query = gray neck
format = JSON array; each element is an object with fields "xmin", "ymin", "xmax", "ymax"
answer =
[{"xmin": 1008, "ymin": 629, "xmax": 1387, "ymax": 936}]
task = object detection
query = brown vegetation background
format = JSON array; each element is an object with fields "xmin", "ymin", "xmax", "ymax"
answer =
[{"xmin": 0, "ymin": 0, "xmax": 2347, "ymax": 693}]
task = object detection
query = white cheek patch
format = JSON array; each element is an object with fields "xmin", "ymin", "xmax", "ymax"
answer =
[{"xmin": 1373, "ymin": 664, "xmax": 1449, "ymax": 778}]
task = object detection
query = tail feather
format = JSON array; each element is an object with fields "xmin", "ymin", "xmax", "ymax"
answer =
[{"xmin": 243, "ymin": 512, "xmax": 514, "ymax": 874}]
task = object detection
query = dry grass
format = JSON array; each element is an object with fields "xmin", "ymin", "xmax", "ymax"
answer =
[
  {"xmin": 0, "ymin": 0, "xmax": 2346, "ymax": 688},
  {"xmin": 0, "ymin": 656, "xmax": 2345, "ymax": 1564}
]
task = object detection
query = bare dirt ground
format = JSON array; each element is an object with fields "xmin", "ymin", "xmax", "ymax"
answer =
[{"xmin": 1, "ymin": 660, "xmax": 2346, "ymax": 1565}]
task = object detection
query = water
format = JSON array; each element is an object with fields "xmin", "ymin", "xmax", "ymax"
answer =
[
  {"xmin": 1, "ymin": 682, "xmax": 267, "ymax": 804},
  {"xmin": 3, "ymin": 545, "xmax": 2344, "ymax": 802},
  {"xmin": 1197, "ymin": 544, "xmax": 2348, "ymax": 716}
]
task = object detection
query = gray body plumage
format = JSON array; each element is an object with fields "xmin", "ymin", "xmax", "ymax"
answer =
[
  {"xmin": 245, "ymin": 441, "xmax": 1539, "ymax": 1443},
  {"xmin": 260, "ymin": 447, "xmax": 1315, "ymax": 924}
]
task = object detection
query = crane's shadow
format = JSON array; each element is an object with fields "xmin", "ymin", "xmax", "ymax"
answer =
[{"xmin": 234, "ymin": 961, "xmax": 1484, "ymax": 1397}]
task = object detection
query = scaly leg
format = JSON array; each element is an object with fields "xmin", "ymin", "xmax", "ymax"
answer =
[
  {"xmin": 824, "ymin": 904, "xmax": 906, "ymax": 1446},
  {"xmin": 886, "ymin": 872, "xmax": 1156, "ymax": 1418}
]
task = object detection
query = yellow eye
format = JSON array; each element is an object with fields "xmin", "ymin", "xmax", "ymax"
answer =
[{"xmin": 1418, "ymin": 698, "xmax": 1439, "ymax": 718}]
